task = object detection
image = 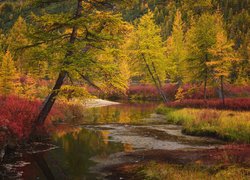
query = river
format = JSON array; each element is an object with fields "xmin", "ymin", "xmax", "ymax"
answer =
[{"xmin": 2, "ymin": 102, "xmax": 224, "ymax": 179}]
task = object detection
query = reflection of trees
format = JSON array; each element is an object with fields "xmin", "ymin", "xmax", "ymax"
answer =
[
  {"xmin": 82, "ymin": 104, "xmax": 158, "ymax": 124},
  {"xmin": 100, "ymin": 130, "xmax": 110, "ymax": 145},
  {"xmin": 52, "ymin": 125, "xmax": 82, "ymax": 140},
  {"xmin": 48, "ymin": 128, "xmax": 124, "ymax": 179},
  {"xmin": 45, "ymin": 103, "xmax": 159, "ymax": 178},
  {"xmin": 123, "ymin": 143, "xmax": 133, "ymax": 152}
]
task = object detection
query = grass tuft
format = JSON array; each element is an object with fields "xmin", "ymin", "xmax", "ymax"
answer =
[
  {"xmin": 139, "ymin": 162, "xmax": 250, "ymax": 180},
  {"xmin": 156, "ymin": 106, "xmax": 250, "ymax": 143}
]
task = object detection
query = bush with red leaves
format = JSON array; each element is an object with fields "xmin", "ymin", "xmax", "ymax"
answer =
[
  {"xmin": 127, "ymin": 84, "xmax": 178, "ymax": 101},
  {"xmin": 165, "ymin": 98, "xmax": 250, "ymax": 110},
  {"xmin": 89, "ymin": 83, "xmax": 250, "ymax": 101},
  {"xmin": 127, "ymin": 84, "xmax": 250, "ymax": 101},
  {"xmin": 0, "ymin": 96, "xmax": 63, "ymax": 140},
  {"xmin": 182, "ymin": 84, "xmax": 250, "ymax": 99}
]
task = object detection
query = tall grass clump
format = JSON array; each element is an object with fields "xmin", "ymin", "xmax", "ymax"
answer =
[
  {"xmin": 156, "ymin": 106, "xmax": 250, "ymax": 143},
  {"xmin": 139, "ymin": 162, "xmax": 250, "ymax": 180},
  {"xmin": 165, "ymin": 98, "xmax": 250, "ymax": 110}
]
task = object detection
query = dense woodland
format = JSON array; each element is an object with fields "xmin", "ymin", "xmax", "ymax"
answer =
[
  {"xmin": 0, "ymin": 1, "xmax": 250, "ymax": 179},
  {"xmin": 0, "ymin": 0, "xmax": 249, "ymax": 122}
]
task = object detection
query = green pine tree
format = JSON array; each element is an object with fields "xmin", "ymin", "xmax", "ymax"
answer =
[
  {"xmin": 0, "ymin": 50, "xmax": 18, "ymax": 96},
  {"xmin": 186, "ymin": 13, "xmax": 218, "ymax": 100},
  {"xmin": 166, "ymin": 10, "xmax": 187, "ymax": 84},
  {"xmin": 128, "ymin": 10, "xmax": 167, "ymax": 101},
  {"xmin": 208, "ymin": 15, "xmax": 239, "ymax": 105},
  {"xmin": 6, "ymin": 16, "xmax": 30, "ymax": 73},
  {"xmin": 26, "ymin": 0, "xmax": 132, "ymax": 125}
]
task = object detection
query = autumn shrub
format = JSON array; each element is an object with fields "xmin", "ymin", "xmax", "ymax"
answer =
[
  {"xmin": 156, "ymin": 106, "xmax": 250, "ymax": 143},
  {"xmin": 224, "ymin": 84, "xmax": 250, "ymax": 97},
  {"xmin": 0, "ymin": 96, "xmax": 63, "ymax": 140},
  {"xmin": 57, "ymin": 102, "xmax": 86, "ymax": 124},
  {"xmin": 182, "ymin": 84, "xmax": 250, "ymax": 99},
  {"xmin": 127, "ymin": 84, "xmax": 178, "ymax": 100},
  {"xmin": 88, "ymin": 83, "xmax": 250, "ymax": 101},
  {"xmin": 0, "ymin": 96, "xmax": 41, "ymax": 139},
  {"xmin": 126, "ymin": 84, "xmax": 250, "ymax": 100},
  {"xmin": 182, "ymin": 84, "xmax": 217, "ymax": 99},
  {"xmin": 164, "ymin": 98, "xmax": 250, "ymax": 110}
]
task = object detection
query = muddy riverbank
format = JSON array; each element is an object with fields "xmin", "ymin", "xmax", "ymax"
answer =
[{"xmin": 105, "ymin": 144, "xmax": 250, "ymax": 179}]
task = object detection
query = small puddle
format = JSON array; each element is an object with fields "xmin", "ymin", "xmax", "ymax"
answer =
[{"xmin": 1, "ymin": 103, "xmax": 224, "ymax": 179}]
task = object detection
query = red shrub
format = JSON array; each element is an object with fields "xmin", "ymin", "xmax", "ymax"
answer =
[
  {"xmin": 126, "ymin": 84, "xmax": 250, "ymax": 101},
  {"xmin": 88, "ymin": 83, "xmax": 250, "ymax": 101},
  {"xmin": 182, "ymin": 84, "xmax": 216, "ymax": 99},
  {"xmin": 165, "ymin": 98, "xmax": 250, "ymax": 110},
  {"xmin": 0, "ymin": 96, "xmax": 63, "ymax": 140},
  {"xmin": 182, "ymin": 84, "xmax": 250, "ymax": 99},
  {"xmin": 0, "ymin": 96, "xmax": 41, "ymax": 139},
  {"xmin": 224, "ymin": 84, "xmax": 250, "ymax": 97},
  {"xmin": 127, "ymin": 84, "xmax": 178, "ymax": 100}
]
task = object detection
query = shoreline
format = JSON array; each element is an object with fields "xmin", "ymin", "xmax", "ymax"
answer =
[{"xmin": 83, "ymin": 98, "xmax": 120, "ymax": 108}]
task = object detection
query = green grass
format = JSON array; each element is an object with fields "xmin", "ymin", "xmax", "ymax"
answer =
[
  {"xmin": 156, "ymin": 106, "xmax": 250, "ymax": 143},
  {"xmin": 139, "ymin": 162, "xmax": 250, "ymax": 180}
]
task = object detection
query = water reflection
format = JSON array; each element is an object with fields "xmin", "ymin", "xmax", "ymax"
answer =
[
  {"xmin": 79, "ymin": 103, "xmax": 159, "ymax": 124},
  {"xmin": 46, "ymin": 128, "xmax": 124, "ymax": 179},
  {"xmin": 21, "ymin": 103, "xmax": 160, "ymax": 179}
]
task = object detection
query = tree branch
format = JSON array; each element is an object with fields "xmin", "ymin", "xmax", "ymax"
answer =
[{"xmin": 76, "ymin": 69, "xmax": 103, "ymax": 92}]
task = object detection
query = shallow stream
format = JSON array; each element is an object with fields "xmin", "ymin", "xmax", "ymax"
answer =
[{"xmin": 2, "ymin": 103, "xmax": 224, "ymax": 179}]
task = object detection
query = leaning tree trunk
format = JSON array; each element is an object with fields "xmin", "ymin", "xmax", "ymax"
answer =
[
  {"xmin": 220, "ymin": 75, "xmax": 225, "ymax": 107},
  {"xmin": 151, "ymin": 62, "xmax": 168, "ymax": 102},
  {"xmin": 35, "ymin": 0, "xmax": 83, "ymax": 125},
  {"xmin": 204, "ymin": 74, "xmax": 207, "ymax": 101},
  {"xmin": 203, "ymin": 54, "xmax": 208, "ymax": 101},
  {"xmin": 36, "ymin": 70, "xmax": 67, "ymax": 124},
  {"xmin": 142, "ymin": 54, "xmax": 167, "ymax": 102}
]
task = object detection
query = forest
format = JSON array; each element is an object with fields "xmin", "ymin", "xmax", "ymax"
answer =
[{"xmin": 0, "ymin": 0, "xmax": 250, "ymax": 179}]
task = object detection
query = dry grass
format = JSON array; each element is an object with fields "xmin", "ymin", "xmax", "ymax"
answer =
[
  {"xmin": 156, "ymin": 106, "xmax": 250, "ymax": 143},
  {"xmin": 140, "ymin": 162, "xmax": 250, "ymax": 180}
]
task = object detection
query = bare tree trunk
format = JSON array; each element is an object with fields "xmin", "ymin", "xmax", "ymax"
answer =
[
  {"xmin": 220, "ymin": 75, "xmax": 225, "ymax": 107},
  {"xmin": 204, "ymin": 74, "xmax": 207, "ymax": 101},
  {"xmin": 142, "ymin": 54, "xmax": 167, "ymax": 102},
  {"xmin": 36, "ymin": 71, "xmax": 67, "ymax": 124},
  {"xmin": 151, "ymin": 62, "xmax": 168, "ymax": 101},
  {"xmin": 217, "ymin": 87, "xmax": 222, "ymax": 99},
  {"xmin": 35, "ymin": 0, "xmax": 83, "ymax": 125},
  {"xmin": 204, "ymin": 54, "xmax": 208, "ymax": 101}
]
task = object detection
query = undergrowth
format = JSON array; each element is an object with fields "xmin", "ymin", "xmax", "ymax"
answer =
[
  {"xmin": 156, "ymin": 106, "xmax": 250, "ymax": 143},
  {"xmin": 139, "ymin": 162, "xmax": 250, "ymax": 180}
]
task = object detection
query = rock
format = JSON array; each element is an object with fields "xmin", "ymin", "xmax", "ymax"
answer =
[
  {"xmin": 0, "ymin": 145, "xmax": 6, "ymax": 162},
  {"xmin": 0, "ymin": 127, "xmax": 9, "ymax": 162},
  {"xmin": 6, "ymin": 138, "xmax": 18, "ymax": 152}
]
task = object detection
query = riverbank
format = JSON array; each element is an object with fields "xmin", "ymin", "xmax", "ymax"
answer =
[
  {"xmin": 156, "ymin": 106, "xmax": 250, "ymax": 143},
  {"xmin": 105, "ymin": 144, "xmax": 250, "ymax": 180},
  {"xmin": 89, "ymin": 84, "xmax": 250, "ymax": 102},
  {"xmin": 84, "ymin": 98, "xmax": 120, "ymax": 108},
  {"xmin": 0, "ymin": 96, "xmax": 119, "ymax": 161},
  {"xmin": 1, "ymin": 98, "xmax": 250, "ymax": 179}
]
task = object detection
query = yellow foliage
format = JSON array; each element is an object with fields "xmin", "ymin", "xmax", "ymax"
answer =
[{"xmin": 0, "ymin": 50, "xmax": 19, "ymax": 96}]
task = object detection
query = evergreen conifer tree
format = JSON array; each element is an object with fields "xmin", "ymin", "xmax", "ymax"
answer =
[{"xmin": 0, "ymin": 50, "xmax": 18, "ymax": 96}]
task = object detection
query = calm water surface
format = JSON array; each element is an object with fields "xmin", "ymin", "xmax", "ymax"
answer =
[
  {"xmin": 16, "ymin": 103, "xmax": 222, "ymax": 179},
  {"xmin": 21, "ymin": 103, "xmax": 160, "ymax": 179}
]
